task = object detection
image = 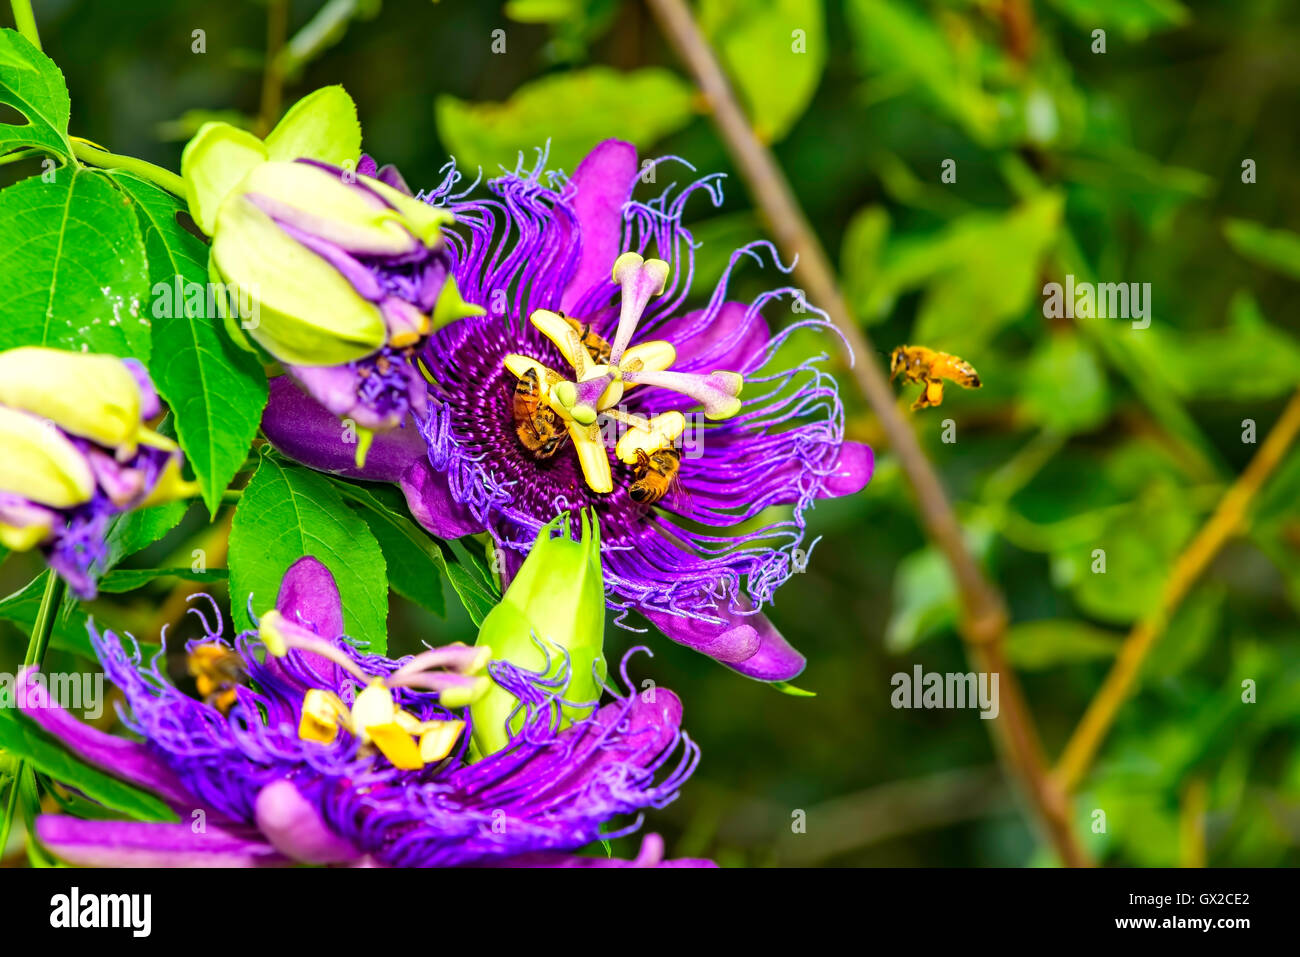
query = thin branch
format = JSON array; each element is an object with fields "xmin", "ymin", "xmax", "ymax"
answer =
[
  {"xmin": 1055, "ymin": 387, "xmax": 1300, "ymax": 792},
  {"xmin": 644, "ymin": 0, "xmax": 1088, "ymax": 867},
  {"xmin": 71, "ymin": 139, "xmax": 188, "ymax": 198},
  {"xmin": 9, "ymin": 0, "xmax": 40, "ymax": 49},
  {"xmin": 256, "ymin": 0, "xmax": 290, "ymax": 138}
]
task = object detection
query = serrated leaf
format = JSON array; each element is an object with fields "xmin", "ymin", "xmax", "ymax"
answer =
[
  {"xmin": 436, "ymin": 67, "xmax": 695, "ymax": 176},
  {"xmin": 701, "ymin": 0, "xmax": 826, "ymax": 143},
  {"xmin": 109, "ymin": 171, "xmax": 268, "ymax": 515},
  {"xmin": 0, "ymin": 28, "xmax": 72, "ymax": 160},
  {"xmin": 0, "ymin": 703, "xmax": 174, "ymax": 822},
  {"xmin": 0, "ymin": 167, "xmax": 151, "ymax": 360},
  {"xmin": 230, "ymin": 453, "xmax": 388, "ymax": 653},
  {"xmin": 331, "ymin": 479, "xmax": 499, "ymax": 625},
  {"xmin": 102, "ymin": 501, "xmax": 191, "ymax": 568}
]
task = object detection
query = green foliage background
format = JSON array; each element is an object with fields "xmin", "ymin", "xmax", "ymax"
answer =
[{"xmin": 3, "ymin": 0, "xmax": 1300, "ymax": 866}]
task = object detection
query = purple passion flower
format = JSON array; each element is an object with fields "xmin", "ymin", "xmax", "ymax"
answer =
[
  {"xmin": 0, "ymin": 347, "xmax": 196, "ymax": 598},
  {"xmin": 263, "ymin": 139, "xmax": 874, "ymax": 683},
  {"xmin": 16, "ymin": 556, "xmax": 707, "ymax": 867}
]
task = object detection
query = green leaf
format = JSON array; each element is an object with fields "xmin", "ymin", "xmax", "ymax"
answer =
[
  {"xmin": 1047, "ymin": 0, "xmax": 1189, "ymax": 41},
  {"xmin": 701, "ymin": 0, "xmax": 826, "ymax": 143},
  {"xmin": 1020, "ymin": 333, "xmax": 1111, "ymax": 434},
  {"xmin": 0, "ymin": 571, "xmax": 94, "ymax": 660},
  {"xmin": 339, "ymin": 485, "xmax": 445, "ymax": 617},
  {"xmin": 1136, "ymin": 292, "xmax": 1300, "ymax": 401},
  {"xmin": 0, "ymin": 28, "xmax": 73, "ymax": 160},
  {"xmin": 230, "ymin": 452, "xmax": 388, "ymax": 653},
  {"xmin": 332, "ymin": 479, "xmax": 499, "ymax": 625},
  {"xmin": 1005, "ymin": 619, "xmax": 1122, "ymax": 670},
  {"xmin": 863, "ymin": 193, "xmax": 1062, "ymax": 353},
  {"xmin": 264, "ymin": 85, "xmax": 362, "ymax": 166},
  {"xmin": 109, "ymin": 171, "xmax": 268, "ymax": 515},
  {"xmin": 102, "ymin": 501, "xmax": 191, "ymax": 568},
  {"xmin": 0, "ymin": 703, "xmax": 175, "ymax": 822},
  {"xmin": 1051, "ymin": 487, "xmax": 1198, "ymax": 624},
  {"xmin": 97, "ymin": 567, "xmax": 228, "ymax": 593},
  {"xmin": 911, "ymin": 194, "xmax": 1064, "ymax": 354},
  {"xmin": 884, "ymin": 546, "xmax": 958, "ymax": 652},
  {"xmin": 436, "ymin": 67, "xmax": 695, "ymax": 176},
  {"xmin": 0, "ymin": 167, "xmax": 152, "ymax": 361},
  {"xmin": 841, "ymin": 204, "xmax": 890, "ymax": 324},
  {"xmin": 845, "ymin": 0, "xmax": 1006, "ymax": 145},
  {"xmin": 1223, "ymin": 219, "xmax": 1300, "ymax": 281}
]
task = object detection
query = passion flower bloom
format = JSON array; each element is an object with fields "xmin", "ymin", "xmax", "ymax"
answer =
[
  {"xmin": 0, "ymin": 347, "xmax": 196, "ymax": 598},
  {"xmin": 17, "ymin": 556, "xmax": 706, "ymax": 867},
  {"xmin": 181, "ymin": 88, "xmax": 480, "ymax": 449},
  {"xmin": 263, "ymin": 140, "xmax": 873, "ymax": 682}
]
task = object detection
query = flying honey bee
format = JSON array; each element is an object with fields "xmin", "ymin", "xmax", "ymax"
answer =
[
  {"xmin": 563, "ymin": 315, "xmax": 613, "ymax": 365},
  {"xmin": 889, "ymin": 345, "xmax": 981, "ymax": 411},
  {"xmin": 629, "ymin": 447, "xmax": 683, "ymax": 506},
  {"xmin": 187, "ymin": 643, "xmax": 246, "ymax": 715},
  {"xmin": 513, "ymin": 367, "xmax": 569, "ymax": 459}
]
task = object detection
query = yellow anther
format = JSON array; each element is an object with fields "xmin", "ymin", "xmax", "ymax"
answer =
[
  {"xmin": 366, "ymin": 722, "xmax": 424, "ymax": 770},
  {"xmin": 419, "ymin": 720, "xmax": 466, "ymax": 763},
  {"xmin": 350, "ymin": 680, "xmax": 396, "ymax": 744},
  {"xmin": 259, "ymin": 609, "xmax": 290, "ymax": 657},
  {"xmin": 299, "ymin": 689, "xmax": 350, "ymax": 745},
  {"xmin": 615, "ymin": 411, "xmax": 687, "ymax": 465}
]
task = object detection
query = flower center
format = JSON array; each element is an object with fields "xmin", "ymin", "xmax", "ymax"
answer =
[
  {"xmin": 500, "ymin": 253, "xmax": 748, "ymax": 496},
  {"xmin": 257, "ymin": 609, "xmax": 490, "ymax": 771}
]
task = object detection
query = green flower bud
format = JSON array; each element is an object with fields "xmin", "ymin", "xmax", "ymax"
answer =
[
  {"xmin": 209, "ymin": 193, "xmax": 388, "ymax": 367},
  {"xmin": 0, "ymin": 405, "xmax": 95, "ymax": 509},
  {"xmin": 470, "ymin": 510, "xmax": 607, "ymax": 758},
  {"xmin": 0, "ymin": 347, "xmax": 143, "ymax": 452}
]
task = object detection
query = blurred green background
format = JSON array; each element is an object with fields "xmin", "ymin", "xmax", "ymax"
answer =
[{"xmin": 4, "ymin": 0, "xmax": 1300, "ymax": 866}]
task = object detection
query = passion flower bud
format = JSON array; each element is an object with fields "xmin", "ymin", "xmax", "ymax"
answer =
[
  {"xmin": 0, "ymin": 347, "xmax": 198, "ymax": 598},
  {"xmin": 0, "ymin": 347, "xmax": 150, "ymax": 455},
  {"xmin": 182, "ymin": 88, "xmax": 484, "ymax": 455},
  {"xmin": 470, "ymin": 509, "xmax": 607, "ymax": 758}
]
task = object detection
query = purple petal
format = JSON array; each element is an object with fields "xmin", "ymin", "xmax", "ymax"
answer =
[
  {"xmin": 560, "ymin": 139, "xmax": 639, "ymax": 313},
  {"xmin": 285, "ymin": 363, "xmax": 404, "ymax": 432},
  {"xmin": 276, "ymin": 557, "xmax": 344, "ymax": 639},
  {"xmin": 398, "ymin": 459, "xmax": 485, "ymax": 540},
  {"xmin": 652, "ymin": 301, "xmax": 771, "ymax": 374},
  {"xmin": 262, "ymin": 375, "xmax": 425, "ymax": 482},
  {"xmin": 14, "ymin": 667, "xmax": 193, "ymax": 809},
  {"xmin": 824, "ymin": 440, "xmax": 874, "ymax": 498},
  {"xmin": 643, "ymin": 608, "xmax": 761, "ymax": 664},
  {"xmin": 374, "ymin": 163, "xmax": 413, "ymax": 195},
  {"xmin": 121, "ymin": 358, "xmax": 161, "ymax": 419},
  {"xmin": 253, "ymin": 780, "xmax": 360, "ymax": 864},
  {"xmin": 37, "ymin": 816, "xmax": 287, "ymax": 868},
  {"xmin": 648, "ymin": 607, "xmax": 806, "ymax": 681}
]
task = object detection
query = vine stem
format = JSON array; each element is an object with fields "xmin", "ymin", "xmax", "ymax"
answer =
[
  {"xmin": 10, "ymin": 0, "xmax": 40, "ymax": 49},
  {"xmin": 1054, "ymin": 387, "xmax": 1300, "ymax": 792},
  {"xmin": 0, "ymin": 572, "xmax": 66, "ymax": 857},
  {"xmin": 71, "ymin": 139, "xmax": 188, "ymax": 199},
  {"xmin": 643, "ymin": 0, "xmax": 1089, "ymax": 866}
]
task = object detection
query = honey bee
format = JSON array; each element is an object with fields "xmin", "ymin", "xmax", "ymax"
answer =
[
  {"xmin": 187, "ymin": 643, "xmax": 246, "ymax": 714},
  {"xmin": 513, "ymin": 367, "xmax": 569, "ymax": 459},
  {"xmin": 629, "ymin": 447, "xmax": 683, "ymax": 506},
  {"xmin": 563, "ymin": 315, "xmax": 613, "ymax": 365},
  {"xmin": 889, "ymin": 345, "xmax": 981, "ymax": 411}
]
